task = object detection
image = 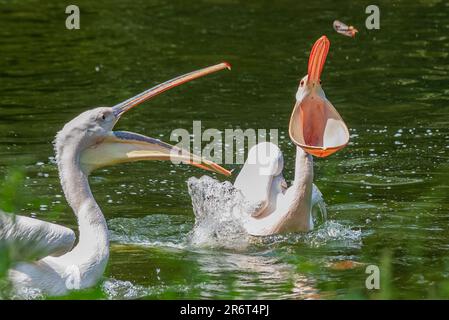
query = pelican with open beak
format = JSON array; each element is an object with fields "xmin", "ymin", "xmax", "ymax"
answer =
[
  {"xmin": 1, "ymin": 62, "xmax": 231, "ymax": 297},
  {"xmin": 289, "ymin": 36, "xmax": 349, "ymax": 157},
  {"xmin": 81, "ymin": 62, "xmax": 232, "ymax": 175},
  {"xmin": 230, "ymin": 36, "xmax": 349, "ymax": 235}
]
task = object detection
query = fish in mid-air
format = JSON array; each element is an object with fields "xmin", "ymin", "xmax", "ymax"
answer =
[{"xmin": 333, "ymin": 20, "xmax": 358, "ymax": 38}]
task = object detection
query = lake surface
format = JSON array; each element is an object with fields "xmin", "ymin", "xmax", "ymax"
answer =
[{"xmin": 1, "ymin": 0, "xmax": 449, "ymax": 299}]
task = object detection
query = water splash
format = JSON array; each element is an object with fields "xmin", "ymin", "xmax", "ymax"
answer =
[
  {"xmin": 258, "ymin": 221, "xmax": 362, "ymax": 248},
  {"xmin": 187, "ymin": 175, "xmax": 253, "ymax": 250},
  {"xmin": 102, "ymin": 278, "xmax": 150, "ymax": 299},
  {"xmin": 102, "ymin": 278, "xmax": 192, "ymax": 299},
  {"xmin": 302, "ymin": 221, "xmax": 362, "ymax": 247},
  {"xmin": 10, "ymin": 286, "xmax": 44, "ymax": 300}
]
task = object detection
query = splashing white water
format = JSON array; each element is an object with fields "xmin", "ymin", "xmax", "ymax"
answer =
[
  {"xmin": 102, "ymin": 279, "xmax": 150, "ymax": 299},
  {"xmin": 304, "ymin": 221, "xmax": 361, "ymax": 247},
  {"xmin": 258, "ymin": 220, "xmax": 362, "ymax": 248},
  {"xmin": 187, "ymin": 176, "xmax": 253, "ymax": 249},
  {"xmin": 10, "ymin": 286, "xmax": 44, "ymax": 300},
  {"xmin": 102, "ymin": 278, "xmax": 192, "ymax": 299}
]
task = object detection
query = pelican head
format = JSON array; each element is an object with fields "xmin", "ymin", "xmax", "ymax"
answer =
[
  {"xmin": 55, "ymin": 63, "xmax": 232, "ymax": 176},
  {"xmin": 289, "ymin": 36, "xmax": 349, "ymax": 157}
]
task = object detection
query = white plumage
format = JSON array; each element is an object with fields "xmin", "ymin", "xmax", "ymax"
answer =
[{"xmin": 0, "ymin": 63, "xmax": 231, "ymax": 297}]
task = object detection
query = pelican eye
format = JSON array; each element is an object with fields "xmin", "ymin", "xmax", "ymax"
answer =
[
  {"xmin": 101, "ymin": 114, "xmax": 106, "ymax": 120},
  {"xmin": 300, "ymin": 80, "xmax": 305, "ymax": 86}
]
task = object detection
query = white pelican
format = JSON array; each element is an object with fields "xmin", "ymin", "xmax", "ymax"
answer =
[
  {"xmin": 228, "ymin": 36, "xmax": 349, "ymax": 236},
  {"xmin": 0, "ymin": 62, "xmax": 231, "ymax": 297}
]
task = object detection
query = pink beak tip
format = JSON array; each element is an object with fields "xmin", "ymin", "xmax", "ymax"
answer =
[
  {"xmin": 307, "ymin": 35, "xmax": 331, "ymax": 82},
  {"xmin": 222, "ymin": 61, "xmax": 232, "ymax": 70},
  {"xmin": 319, "ymin": 35, "xmax": 329, "ymax": 42}
]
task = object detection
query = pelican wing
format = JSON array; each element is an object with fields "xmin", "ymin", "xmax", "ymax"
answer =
[
  {"xmin": 0, "ymin": 211, "xmax": 75, "ymax": 262},
  {"xmin": 234, "ymin": 142, "xmax": 284, "ymax": 217}
]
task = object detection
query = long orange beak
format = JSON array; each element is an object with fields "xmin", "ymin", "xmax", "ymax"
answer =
[
  {"xmin": 112, "ymin": 62, "xmax": 231, "ymax": 118},
  {"xmin": 103, "ymin": 63, "xmax": 232, "ymax": 176},
  {"xmin": 307, "ymin": 35, "xmax": 330, "ymax": 85},
  {"xmin": 289, "ymin": 36, "xmax": 349, "ymax": 158}
]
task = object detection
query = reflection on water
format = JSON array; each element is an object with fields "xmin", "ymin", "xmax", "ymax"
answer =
[
  {"xmin": 193, "ymin": 252, "xmax": 319, "ymax": 299},
  {"xmin": 1, "ymin": 0, "xmax": 449, "ymax": 299},
  {"xmin": 103, "ymin": 251, "xmax": 320, "ymax": 299}
]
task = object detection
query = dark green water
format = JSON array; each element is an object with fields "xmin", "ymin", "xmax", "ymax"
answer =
[{"xmin": 1, "ymin": 0, "xmax": 449, "ymax": 299}]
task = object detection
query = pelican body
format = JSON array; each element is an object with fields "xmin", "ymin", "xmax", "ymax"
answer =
[
  {"xmin": 232, "ymin": 36, "xmax": 349, "ymax": 236},
  {"xmin": 0, "ymin": 63, "xmax": 231, "ymax": 297},
  {"xmin": 235, "ymin": 142, "xmax": 315, "ymax": 235}
]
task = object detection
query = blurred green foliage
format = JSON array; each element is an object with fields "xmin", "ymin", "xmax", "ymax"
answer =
[
  {"xmin": 0, "ymin": 167, "xmax": 26, "ymax": 214},
  {"xmin": 0, "ymin": 167, "xmax": 26, "ymax": 296}
]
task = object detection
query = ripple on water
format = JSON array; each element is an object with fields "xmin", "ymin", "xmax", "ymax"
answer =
[
  {"xmin": 102, "ymin": 279, "xmax": 149, "ymax": 299},
  {"xmin": 257, "ymin": 221, "xmax": 362, "ymax": 248},
  {"xmin": 10, "ymin": 287, "xmax": 44, "ymax": 300},
  {"xmin": 101, "ymin": 278, "xmax": 192, "ymax": 300},
  {"xmin": 334, "ymin": 173, "xmax": 423, "ymax": 187},
  {"xmin": 108, "ymin": 214, "xmax": 190, "ymax": 249}
]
